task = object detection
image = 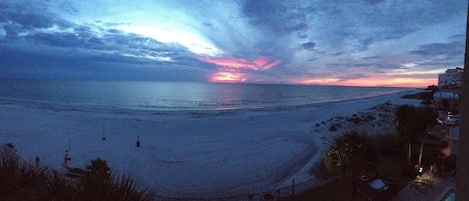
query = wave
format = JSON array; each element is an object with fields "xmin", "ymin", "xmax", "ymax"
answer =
[{"xmin": 0, "ymin": 88, "xmax": 414, "ymax": 117}]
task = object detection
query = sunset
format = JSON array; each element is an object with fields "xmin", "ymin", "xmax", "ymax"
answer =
[
  {"xmin": 0, "ymin": 0, "xmax": 466, "ymax": 87},
  {"xmin": 1, "ymin": 1, "xmax": 467, "ymax": 200}
]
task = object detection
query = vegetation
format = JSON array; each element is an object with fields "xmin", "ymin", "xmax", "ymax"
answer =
[
  {"xmin": 288, "ymin": 131, "xmax": 419, "ymax": 201},
  {"xmin": 0, "ymin": 156, "xmax": 49, "ymax": 200},
  {"xmin": 425, "ymin": 84, "xmax": 438, "ymax": 92},
  {"xmin": 392, "ymin": 105, "xmax": 437, "ymax": 167},
  {"xmin": 346, "ymin": 114, "xmax": 376, "ymax": 124},
  {"xmin": 323, "ymin": 131, "xmax": 373, "ymax": 176},
  {"xmin": 289, "ymin": 104, "xmax": 444, "ymax": 201},
  {"xmin": 0, "ymin": 156, "xmax": 154, "ymax": 201},
  {"xmin": 401, "ymin": 90, "xmax": 435, "ymax": 105},
  {"xmin": 328, "ymin": 123, "xmax": 341, "ymax": 131},
  {"xmin": 323, "ymin": 131, "xmax": 374, "ymax": 201}
]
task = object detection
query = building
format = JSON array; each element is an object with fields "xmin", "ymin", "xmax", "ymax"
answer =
[{"xmin": 438, "ymin": 67, "xmax": 464, "ymax": 89}]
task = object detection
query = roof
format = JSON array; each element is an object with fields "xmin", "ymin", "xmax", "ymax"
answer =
[{"xmin": 433, "ymin": 91, "xmax": 459, "ymax": 100}]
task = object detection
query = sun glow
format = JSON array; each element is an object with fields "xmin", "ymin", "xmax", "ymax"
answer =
[
  {"xmin": 210, "ymin": 72, "xmax": 247, "ymax": 83},
  {"xmin": 200, "ymin": 56, "xmax": 281, "ymax": 83},
  {"xmin": 199, "ymin": 56, "xmax": 281, "ymax": 70},
  {"xmin": 118, "ymin": 25, "xmax": 221, "ymax": 56}
]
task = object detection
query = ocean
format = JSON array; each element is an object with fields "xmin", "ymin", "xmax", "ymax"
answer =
[{"xmin": 0, "ymin": 78, "xmax": 410, "ymax": 111}]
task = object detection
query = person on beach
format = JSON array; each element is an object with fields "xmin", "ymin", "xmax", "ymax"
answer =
[{"xmin": 35, "ymin": 155, "xmax": 40, "ymax": 167}]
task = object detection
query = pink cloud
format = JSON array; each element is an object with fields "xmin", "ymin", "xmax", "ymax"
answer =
[
  {"xmin": 199, "ymin": 56, "xmax": 281, "ymax": 83},
  {"xmin": 293, "ymin": 76, "xmax": 437, "ymax": 88},
  {"xmin": 199, "ymin": 57, "xmax": 258, "ymax": 70},
  {"xmin": 199, "ymin": 56, "xmax": 281, "ymax": 71},
  {"xmin": 253, "ymin": 57, "xmax": 281, "ymax": 70}
]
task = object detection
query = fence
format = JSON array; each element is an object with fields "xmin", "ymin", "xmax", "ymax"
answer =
[
  {"xmin": 0, "ymin": 143, "xmax": 34, "ymax": 167},
  {"xmin": 153, "ymin": 177, "xmax": 336, "ymax": 201}
]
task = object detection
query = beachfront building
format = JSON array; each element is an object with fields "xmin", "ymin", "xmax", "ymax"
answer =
[
  {"xmin": 438, "ymin": 67, "xmax": 464, "ymax": 89},
  {"xmin": 434, "ymin": 91, "xmax": 461, "ymax": 111}
]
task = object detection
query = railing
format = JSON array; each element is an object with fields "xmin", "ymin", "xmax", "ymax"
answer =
[
  {"xmin": 153, "ymin": 177, "xmax": 336, "ymax": 201},
  {"xmin": 0, "ymin": 143, "xmax": 34, "ymax": 167}
]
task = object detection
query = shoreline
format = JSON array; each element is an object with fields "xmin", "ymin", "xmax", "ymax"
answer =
[
  {"xmin": 0, "ymin": 90, "xmax": 421, "ymax": 198},
  {"xmin": 0, "ymin": 87, "xmax": 413, "ymax": 115}
]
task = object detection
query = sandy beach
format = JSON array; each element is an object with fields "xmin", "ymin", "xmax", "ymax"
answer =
[{"xmin": 0, "ymin": 90, "xmax": 421, "ymax": 198}]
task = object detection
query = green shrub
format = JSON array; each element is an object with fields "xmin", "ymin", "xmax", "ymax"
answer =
[
  {"xmin": 0, "ymin": 154, "xmax": 154, "ymax": 201},
  {"xmin": 328, "ymin": 123, "xmax": 341, "ymax": 132}
]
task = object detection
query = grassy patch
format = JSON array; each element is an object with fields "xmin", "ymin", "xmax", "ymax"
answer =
[{"xmin": 401, "ymin": 91, "xmax": 433, "ymax": 100}]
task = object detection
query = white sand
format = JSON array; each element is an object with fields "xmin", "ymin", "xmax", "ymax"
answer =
[{"xmin": 0, "ymin": 90, "xmax": 421, "ymax": 198}]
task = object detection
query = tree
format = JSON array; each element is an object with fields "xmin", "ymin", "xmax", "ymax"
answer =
[
  {"xmin": 415, "ymin": 107, "xmax": 438, "ymax": 168},
  {"xmin": 393, "ymin": 105, "xmax": 417, "ymax": 165},
  {"xmin": 393, "ymin": 105, "xmax": 437, "ymax": 167},
  {"xmin": 324, "ymin": 131, "xmax": 372, "ymax": 201},
  {"xmin": 0, "ymin": 155, "xmax": 49, "ymax": 200},
  {"xmin": 78, "ymin": 158, "xmax": 154, "ymax": 201},
  {"xmin": 79, "ymin": 158, "xmax": 113, "ymax": 201}
]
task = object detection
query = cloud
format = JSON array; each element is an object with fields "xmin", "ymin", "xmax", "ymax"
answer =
[
  {"xmin": 0, "ymin": 0, "xmax": 466, "ymax": 86},
  {"xmin": 300, "ymin": 42, "xmax": 316, "ymax": 51},
  {"xmin": 306, "ymin": 0, "xmax": 466, "ymax": 54},
  {"xmin": 410, "ymin": 41, "xmax": 465, "ymax": 57},
  {"xmin": 0, "ymin": 1, "xmax": 72, "ymax": 37},
  {"xmin": 240, "ymin": 1, "xmax": 310, "ymax": 36}
]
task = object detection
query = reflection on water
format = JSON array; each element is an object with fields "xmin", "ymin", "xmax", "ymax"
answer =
[{"xmin": 0, "ymin": 79, "xmax": 408, "ymax": 111}]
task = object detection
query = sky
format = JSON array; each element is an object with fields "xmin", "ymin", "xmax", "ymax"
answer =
[{"xmin": 0, "ymin": 0, "xmax": 467, "ymax": 87}]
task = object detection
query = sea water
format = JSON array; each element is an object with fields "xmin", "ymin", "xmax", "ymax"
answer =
[{"xmin": 0, "ymin": 78, "xmax": 410, "ymax": 111}]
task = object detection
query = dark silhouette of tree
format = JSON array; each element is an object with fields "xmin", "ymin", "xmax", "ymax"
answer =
[
  {"xmin": 324, "ymin": 131, "xmax": 371, "ymax": 201},
  {"xmin": 77, "ymin": 158, "xmax": 154, "ymax": 201},
  {"xmin": 393, "ymin": 105, "xmax": 437, "ymax": 167},
  {"xmin": 0, "ymin": 153, "xmax": 153, "ymax": 201},
  {"xmin": 78, "ymin": 158, "xmax": 113, "ymax": 201},
  {"xmin": 0, "ymin": 156, "xmax": 49, "ymax": 200},
  {"xmin": 415, "ymin": 107, "xmax": 438, "ymax": 167}
]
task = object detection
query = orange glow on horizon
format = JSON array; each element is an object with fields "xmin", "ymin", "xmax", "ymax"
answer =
[
  {"xmin": 199, "ymin": 56, "xmax": 281, "ymax": 70},
  {"xmin": 296, "ymin": 77, "xmax": 437, "ymax": 88},
  {"xmin": 200, "ymin": 56, "xmax": 281, "ymax": 83},
  {"xmin": 210, "ymin": 72, "xmax": 247, "ymax": 83}
]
